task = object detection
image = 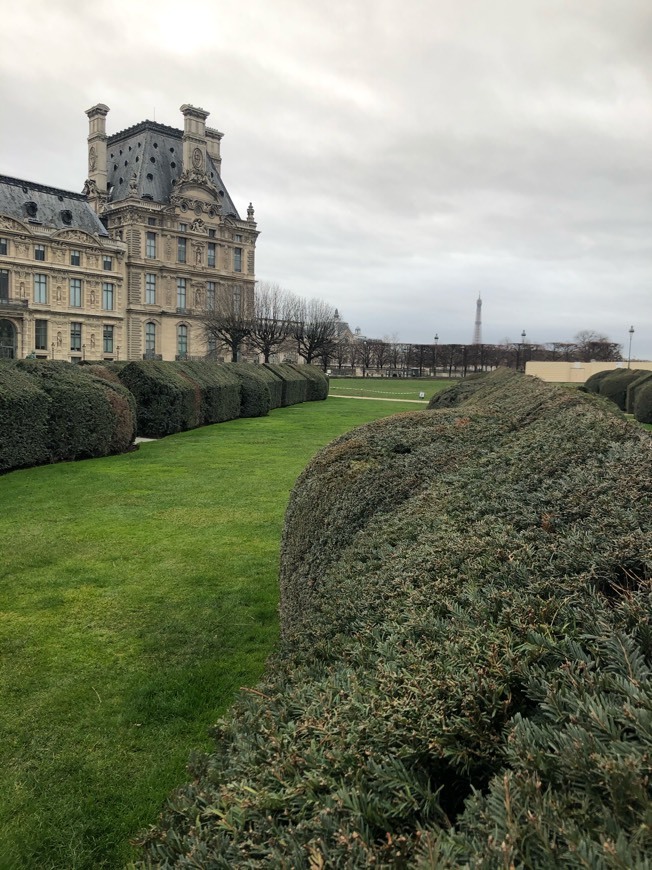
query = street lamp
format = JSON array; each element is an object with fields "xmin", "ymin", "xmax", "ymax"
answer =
[
  {"xmin": 628, "ymin": 325, "xmax": 634, "ymax": 369},
  {"xmin": 433, "ymin": 333, "xmax": 439, "ymax": 376}
]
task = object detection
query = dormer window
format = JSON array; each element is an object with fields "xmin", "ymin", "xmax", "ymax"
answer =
[
  {"xmin": 25, "ymin": 201, "xmax": 38, "ymax": 218},
  {"xmin": 60, "ymin": 210, "xmax": 73, "ymax": 225}
]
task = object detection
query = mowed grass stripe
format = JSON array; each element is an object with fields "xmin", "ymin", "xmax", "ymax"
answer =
[{"xmin": 0, "ymin": 398, "xmax": 418, "ymax": 870}]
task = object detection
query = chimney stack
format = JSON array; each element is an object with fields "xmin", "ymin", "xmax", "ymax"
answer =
[
  {"xmin": 180, "ymin": 104, "xmax": 210, "ymax": 176},
  {"xmin": 85, "ymin": 104, "xmax": 109, "ymax": 194},
  {"xmin": 206, "ymin": 127, "xmax": 223, "ymax": 174}
]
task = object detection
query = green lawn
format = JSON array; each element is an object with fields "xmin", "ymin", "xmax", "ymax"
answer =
[
  {"xmin": 0, "ymin": 397, "xmax": 419, "ymax": 870},
  {"xmin": 328, "ymin": 376, "xmax": 452, "ymax": 400}
]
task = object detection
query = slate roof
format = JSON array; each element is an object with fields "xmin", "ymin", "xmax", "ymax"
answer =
[
  {"xmin": 106, "ymin": 121, "xmax": 241, "ymax": 218},
  {"xmin": 0, "ymin": 175, "xmax": 108, "ymax": 236}
]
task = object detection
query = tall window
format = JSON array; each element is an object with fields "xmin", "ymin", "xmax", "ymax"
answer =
[
  {"xmin": 206, "ymin": 280, "xmax": 216, "ymax": 310},
  {"xmin": 102, "ymin": 282, "xmax": 114, "ymax": 310},
  {"xmin": 146, "ymin": 232, "xmax": 157, "ymax": 258},
  {"xmin": 103, "ymin": 325, "xmax": 114, "ymax": 354},
  {"xmin": 207, "ymin": 242, "xmax": 216, "ymax": 268},
  {"xmin": 147, "ymin": 217, "xmax": 157, "ymax": 226},
  {"xmin": 70, "ymin": 322, "xmax": 82, "ymax": 352},
  {"xmin": 34, "ymin": 244, "xmax": 45, "ymax": 261},
  {"xmin": 234, "ymin": 247, "xmax": 242, "ymax": 272},
  {"xmin": 35, "ymin": 319, "xmax": 48, "ymax": 351},
  {"xmin": 103, "ymin": 255, "xmax": 113, "ymax": 271},
  {"xmin": 145, "ymin": 273, "xmax": 156, "ymax": 304},
  {"xmin": 145, "ymin": 321, "xmax": 156, "ymax": 353},
  {"xmin": 177, "ymin": 324, "xmax": 188, "ymax": 357},
  {"xmin": 177, "ymin": 277, "xmax": 186, "ymax": 310},
  {"xmin": 69, "ymin": 278, "xmax": 82, "ymax": 308},
  {"xmin": 177, "ymin": 237, "xmax": 187, "ymax": 263},
  {"xmin": 233, "ymin": 285, "xmax": 242, "ymax": 314},
  {"xmin": 34, "ymin": 273, "xmax": 47, "ymax": 303},
  {"xmin": 70, "ymin": 249, "xmax": 81, "ymax": 266},
  {"xmin": 0, "ymin": 270, "xmax": 8, "ymax": 300},
  {"xmin": 0, "ymin": 238, "xmax": 7, "ymax": 255}
]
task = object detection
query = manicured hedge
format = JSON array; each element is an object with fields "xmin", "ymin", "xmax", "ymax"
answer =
[
  {"xmin": 223, "ymin": 363, "xmax": 272, "ymax": 418},
  {"xmin": 176, "ymin": 361, "xmax": 241, "ymax": 425},
  {"xmin": 582, "ymin": 367, "xmax": 614, "ymax": 394},
  {"xmin": 246, "ymin": 364, "xmax": 283, "ymax": 409},
  {"xmin": 625, "ymin": 370, "xmax": 652, "ymax": 414},
  {"xmin": 0, "ymin": 360, "xmax": 136, "ymax": 472},
  {"xmin": 263, "ymin": 363, "xmax": 308, "ymax": 406},
  {"xmin": 596, "ymin": 367, "xmax": 642, "ymax": 410},
  {"xmin": 0, "ymin": 363, "xmax": 51, "ymax": 472},
  {"xmin": 287, "ymin": 362, "xmax": 329, "ymax": 401},
  {"xmin": 633, "ymin": 378, "xmax": 652, "ymax": 423},
  {"xmin": 115, "ymin": 361, "xmax": 201, "ymax": 438},
  {"xmin": 138, "ymin": 370, "xmax": 652, "ymax": 867}
]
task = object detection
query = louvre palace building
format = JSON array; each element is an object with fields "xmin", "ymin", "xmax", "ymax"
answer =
[{"xmin": 0, "ymin": 103, "xmax": 258, "ymax": 362}]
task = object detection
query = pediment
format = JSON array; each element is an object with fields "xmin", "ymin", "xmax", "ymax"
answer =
[
  {"xmin": 52, "ymin": 228, "xmax": 99, "ymax": 244},
  {"xmin": 0, "ymin": 214, "xmax": 31, "ymax": 234}
]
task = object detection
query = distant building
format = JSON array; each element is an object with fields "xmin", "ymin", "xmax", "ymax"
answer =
[{"xmin": 0, "ymin": 103, "xmax": 258, "ymax": 362}]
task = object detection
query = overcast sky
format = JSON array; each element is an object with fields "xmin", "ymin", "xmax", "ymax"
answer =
[{"xmin": 1, "ymin": 0, "xmax": 650, "ymax": 356}]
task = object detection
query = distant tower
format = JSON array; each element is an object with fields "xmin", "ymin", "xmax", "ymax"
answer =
[{"xmin": 472, "ymin": 293, "xmax": 482, "ymax": 345}]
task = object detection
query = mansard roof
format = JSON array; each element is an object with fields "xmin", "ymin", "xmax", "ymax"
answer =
[
  {"xmin": 0, "ymin": 174, "xmax": 108, "ymax": 236},
  {"xmin": 106, "ymin": 121, "xmax": 240, "ymax": 218}
]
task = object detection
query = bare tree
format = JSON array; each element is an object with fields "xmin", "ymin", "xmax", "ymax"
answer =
[
  {"xmin": 250, "ymin": 282, "xmax": 299, "ymax": 363},
  {"xmin": 573, "ymin": 330, "xmax": 622, "ymax": 362},
  {"xmin": 292, "ymin": 297, "xmax": 338, "ymax": 365},
  {"xmin": 372, "ymin": 340, "xmax": 391, "ymax": 374},
  {"xmin": 203, "ymin": 282, "xmax": 252, "ymax": 362}
]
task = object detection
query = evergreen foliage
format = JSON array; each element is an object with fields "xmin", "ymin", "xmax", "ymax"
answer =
[
  {"xmin": 224, "ymin": 362, "xmax": 273, "ymax": 418},
  {"xmin": 0, "ymin": 360, "xmax": 136, "ymax": 472},
  {"xmin": 625, "ymin": 370, "xmax": 652, "ymax": 414},
  {"xmin": 263, "ymin": 363, "xmax": 309, "ymax": 406},
  {"xmin": 244, "ymin": 364, "xmax": 284, "ymax": 409},
  {"xmin": 287, "ymin": 362, "xmax": 330, "ymax": 401},
  {"xmin": 633, "ymin": 379, "xmax": 652, "ymax": 424},
  {"xmin": 116, "ymin": 361, "xmax": 200, "ymax": 438},
  {"xmin": 596, "ymin": 368, "xmax": 643, "ymax": 410},
  {"xmin": 583, "ymin": 368, "xmax": 614, "ymax": 394},
  {"xmin": 176, "ymin": 361, "xmax": 241, "ymax": 425},
  {"xmin": 0, "ymin": 363, "xmax": 51, "ymax": 472},
  {"xmin": 137, "ymin": 370, "xmax": 652, "ymax": 867}
]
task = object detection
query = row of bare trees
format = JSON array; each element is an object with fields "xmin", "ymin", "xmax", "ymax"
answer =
[
  {"xmin": 203, "ymin": 282, "xmax": 339, "ymax": 364},
  {"xmin": 202, "ymin": 283, "xmax": 622, "ymax": 373}
]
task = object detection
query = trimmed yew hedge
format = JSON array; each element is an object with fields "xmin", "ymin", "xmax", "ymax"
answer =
[
  {"xmin": 626, "ymin": 370, "xmax": 652, "ymax": 414},
  {"xmin": 115, "ymin": 361, "xmax": 200, "ymax": 438},
  {"xmin": 223, "ymin": 363, "xmax": 272, "ymax": 418},
  {"xmin": 633, "ymin": 378, "xmax": 652, "ymax": 423},
  {"xmin": 0, "ymin": 364, "xmax": 51, "ymax": 472},
  {"xmin": 287, "ymin": 362, "xmax": 329, "ymax": 401},
  {"xmin": 263, "ymin": 363, "xmax": 308, "ymax": 406},
  {"xmin": 138, "ymin": 370, "xmax": 652, "ymax": 868},
  {"xmin": 0, "ymin": 360, "xmax": 136, "ymax": 473},
  {"xmin": 176, "ymin": 361, "xmax": 241, "ymax": 425},
  {"xmin": 597, "ymin": 367, "xmax": 645, "ymax": 410}
]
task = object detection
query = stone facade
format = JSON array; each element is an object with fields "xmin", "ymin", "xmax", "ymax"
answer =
[{"xmin": 0, "ymin": 103, "xmax": 257, "ymax": 362}]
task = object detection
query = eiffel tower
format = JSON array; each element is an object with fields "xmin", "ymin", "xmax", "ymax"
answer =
[{"xmin": 472, "ymin": 293, "xmax": 482, "ymax": 345}]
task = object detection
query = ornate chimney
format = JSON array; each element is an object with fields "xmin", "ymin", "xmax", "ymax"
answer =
[
  {"xmin": 85, "ymin": 104, "xmax": 109, "ymax": 197},
  {"xmin": 180, "ymin": 104, "xmax": 210, "ymax": 177}
]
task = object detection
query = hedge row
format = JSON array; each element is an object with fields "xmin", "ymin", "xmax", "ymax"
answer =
[
  {"xmin": 0, "ymin": 360, "xmax": 136, "ymax": 474},
  {"xmin": 582, "ymin": 366, "xmax": 652, "ymax": 422},
  {"xmin": 96, "ymin": 361, "xmax": 327, "ymax": 438},
  {"xmin": 138, "ymin": 370, "xmax": 652, "ymax": 867}
]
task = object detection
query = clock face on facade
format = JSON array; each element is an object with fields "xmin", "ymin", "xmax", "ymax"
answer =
[{"xmin": 192, "ymin": 147, "xmax": 204, "ymax": 170}]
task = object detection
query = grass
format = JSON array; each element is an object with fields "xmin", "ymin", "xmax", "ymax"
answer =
[
  {"xmin": 0, "ymin": 397, "xmax": 419, "ymax": 870},
  {"xmin": 328, "ymin": 376, "xmax": 452, "ymax": 400}
]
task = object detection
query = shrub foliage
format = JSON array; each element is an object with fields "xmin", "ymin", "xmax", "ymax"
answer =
[
  {"xmin": 137, "ymin": 370, "xmax": 652, "ymax": 867},
  {"xmin": 287, "ymin": 362, "xmax": 330, "ymax": 401},
  {"xmin": 263, "ymin": 363, "xmax": 308, "ymax": 406},
  {"xmin": 0, "ymin": 360, "xmax": 136, "ymax": 473},
  {"xmin": 223, "ymin": 362, "xmax": 272, "ymax": 418}
]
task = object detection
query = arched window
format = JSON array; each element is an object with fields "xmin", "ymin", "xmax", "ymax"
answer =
[
  {"xmin": 145, "ymin": 321, "xmax": 156, "ymax": 356},
  {"xmin": 177, "ymin": 324, "xmax": 188, "ymax": 359}
]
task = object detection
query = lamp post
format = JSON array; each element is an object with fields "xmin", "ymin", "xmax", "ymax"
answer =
[
  {"xmin": 433, "ymin": 333, "xmax": 439, "ymax": 376},
  {"xmin": 627, "ymin": 325, "xmax": 634, "ymax": 369},
  {"xmin": 520, "ymin": 330, "xmax": 527, "ymax": 372}
]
